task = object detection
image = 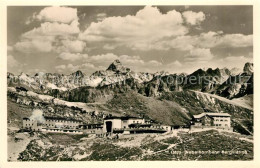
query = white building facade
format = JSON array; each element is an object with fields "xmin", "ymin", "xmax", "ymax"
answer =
[
  {"xmin": 191, "ymin": 112, "xmax": 232, "ymax": 131},
  {"xmin": 103, "ymin": 116, "xmax": 145, "ymax": 133}
]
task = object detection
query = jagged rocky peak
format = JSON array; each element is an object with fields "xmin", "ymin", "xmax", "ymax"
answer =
[
  {"xmin": 107, "ymin": 59, "xmax": 130, "ymax": 73},
  {"xmin": 207, "ymin": 67, "xmax": 231, "ymax": 77},
  {"xmin": 154, "ymin": 71, "xmax": 169, "ymax": 77},
  {"xmin": 71, "ymin": 70, "xmax": 84, "ymax": 78},
  {"xmin": 34, "ymin": 72, "xmax": 46, "ymax": 77},
  {"xmin": 19, "ymin": 72, "xmax": 31, "ymax": 79},
  {"xmin": 243, "ymin": 62, "xmax": 253, "ymax": 75},
  {"xmin": 219, "ymin": 67, "xmax": 231, "ymax": 75},
  {"xmin": 206, "ymin": 68, "xmax": 219, "ymax": 75},
  {"xmin": 7, "ymin": 72, "xmax": 15, "ymax": 78},
  {"xmin": 190, "ymin": 68, "xmax": 207, "ymax": 76}
]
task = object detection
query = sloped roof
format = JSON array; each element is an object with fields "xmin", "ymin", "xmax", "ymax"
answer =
[
  {"xmin": 206, "ymin": 113, "xmax": 231, "ymax": 117},
  {"xmin": 193, "ymin": 112, "xmax": 231, "ymax": 119}
]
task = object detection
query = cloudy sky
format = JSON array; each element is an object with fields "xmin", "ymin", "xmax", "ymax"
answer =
[{"xmin": 7, "ymin": 6, "xmax": 253, "ymax": 75}]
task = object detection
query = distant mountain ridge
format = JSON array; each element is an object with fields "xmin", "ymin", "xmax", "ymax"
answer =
[{"xmin": 7, "ymin": 60, "xmax": 253, "ymax": 100}]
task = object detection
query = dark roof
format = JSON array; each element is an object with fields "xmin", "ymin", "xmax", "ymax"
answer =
[
  {"xmin": 128, "ymin": 123, "xmax": 151, "ymax": 127},
  {"xmin": 44, "ymin": 116, "xmax": 83, "ymax": 122},
  {"xmin": 104, "ymin": 115, "xmax": 143, "ymax": 120},
  {"xmin": 193, "ymin": 113, "xmax": 231, "ymax": 119},
  {"xmin": 79, "ymin": 123, "xmax": 103, "ymax": 126}
]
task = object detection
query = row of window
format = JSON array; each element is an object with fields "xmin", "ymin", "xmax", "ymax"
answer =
[
  {"xmin": 215, "ymin": 119, "xmax": 228, "ymax": 122},
  {"xmin": 215, "ymin": 124, "xmax": 228, "ymax": 126},
  {"xmin": 46, "ymin": 124, "xmax": 77, "ymax": 128},
  {"xmin": 25, "ymin": 124, "xmax": 77, "ymax": 128},
  {"xmin": 46, "ymin": 120, "xmax": 81, "ymax": 123}
]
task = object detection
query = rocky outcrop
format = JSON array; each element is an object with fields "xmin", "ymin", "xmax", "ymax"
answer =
[
  {"xmin": 243, "ymin": 62, "xmax": 253, "ymax": 75},
  {"xmin": 214, "ymin": 63, "xmax": 253, "ymax": 99}
]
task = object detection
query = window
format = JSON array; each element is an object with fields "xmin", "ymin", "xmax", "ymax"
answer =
[
  {"xmin": 133, "ymin": 121, "xmax": 135, "ymax": 123},
  {"xmin": 216, "ymin": 119, "xmax": 219, "ymax": 121},
  {"xmin": 220, "ymin": 119, "xmax": 223, "ymax": 121}
]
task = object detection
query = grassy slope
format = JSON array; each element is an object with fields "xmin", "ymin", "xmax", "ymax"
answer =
[
  {"xmin": 160, "ymin": 91, "xmax": 253, "ymax": 135},
  {"xmin": 103, "ymin": 90, "xmax": 253, "ymax": 135},
  {"xmin": 8, "ymin": 98, "xmax": 34, "ymax": 128},
  {"xmin": 7, "ymin": 88, "xmax": 253, "ymax": 135},
  {"xmin": 104, "ymin": 91, "xmax": 191, "ymax": 125}
]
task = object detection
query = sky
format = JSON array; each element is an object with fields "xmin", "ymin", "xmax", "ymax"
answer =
[{"xmin": 7, "ymin": 6, "xmax": 253, "ymax": 75}]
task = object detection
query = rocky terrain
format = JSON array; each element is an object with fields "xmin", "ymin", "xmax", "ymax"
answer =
[
  {"xmin": 11, "ymin": 130, "xmax": 253, "ymax": 161},
  {"xmin": 7, "ymin": 60, "xmax": 253, "ymax": 100},
  {"xmin": 7, "ymin": 60, "xmax": 254, "ymax": 161}
]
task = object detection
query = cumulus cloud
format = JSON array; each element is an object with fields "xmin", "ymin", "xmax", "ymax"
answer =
[
  {"xmin": 8, "ymin": 55, "xmax": 21, "ymax": 68},
  {"xmin": 96, "ymin": 13, "xmax": 107, "ymax": 21},
  {"xmin": 79, "ymin": 6, "xmax": 189, "ymax": 50},
  {"xmin": 89, "ymin": 53, "xmax": 162, "ymax": 69},
  {"xmin": 58, "ymin": 52, "xmax": 88, "ymax": 61},
  {"xmin": 89, "ymin": 53, "xmax": 119, "ymax": 62},
  {"xmin": 216, "ymin": 55, "xmax": 253, "ymax": 69},
  {"xmin": 79, "ymin": 6, "xmax": 251, "ymax": 51},
  {"xmin": 167, "ymin": 60, "xmax": 182, "ymax": 67},
  {"xmin": 22, "ymin": 21, "xmax": 80, "ymax": 38},
  {"xmin": 35, "ymin": 6, "xmax": 78, "ymax": 24},
  {"xmin": 55, "ymin": 64, "xmax": 66, "ymax": 71},
  {"xmin": 14, "ymin": 6, "xmax": 80, "ymax": 53},
  {"xmin": 154, "ymin": 31, "xmax": 253, "ymax": 51},
  {"xmin": 55, "ymin": 64, "xmax": 79, "ymax": 73},
  {"xmin": 90, "ymin": 53, "xmax": 164, "ymax": 73},
  {"xmin": 56, "ymin": 40, "xmax": 86, "ymax": 53},
  {"xmin": 182, "ymin": 11, "xmax": 205, "ymax": 25},
  {"xmin": 10, "ymin": 6, "xmax": 253, "ymax": 75},
  {"xmin": 55, "ymin": 63, "xmax": 97, "ymax": 73},
  {"xmin": 7, "ymin": 45, "xmax": 13, "ymax": 51},
  {"xmin": 196, "ymin": 31, "xmax": 253, "ymax": 48},
  {"xmin": 184, "ymin": 48, "xmax": 214, "ymax": 63},
  {"xmin": 54, "ymin": 52, "xmax": 167, "ymax": 74},
  {"xmin": 215, "ymin": 33, "xmax": 253, "ymax": 48},
  {"xmin": 13, "ymin": 5, "xmax": 252, "ymax": 55},
  {"xmin": 14, "ymin": 40, "xmax": 53, "ymax": 53},
  {"xmin": 154, "ymin": 35, "xmax": 195, "ymax": 51}
]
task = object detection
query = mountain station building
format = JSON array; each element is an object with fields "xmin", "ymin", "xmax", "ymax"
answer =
[{"xmin": 190, "ymin": 112, "xmax": 232, "ymax": 131}]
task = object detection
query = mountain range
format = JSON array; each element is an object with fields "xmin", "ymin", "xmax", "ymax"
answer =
[
  {"xmin": 7, "ymin": 60, "xmax": 254, "ymax": 135},
  {"xmin": 7, "ymin": 60, "xmax": 253, "ymax": 100}
]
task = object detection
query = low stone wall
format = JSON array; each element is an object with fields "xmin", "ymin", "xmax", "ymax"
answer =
[{"xmin": 190, "ymin": 125, "xmax": 233, "ymax": 132}]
